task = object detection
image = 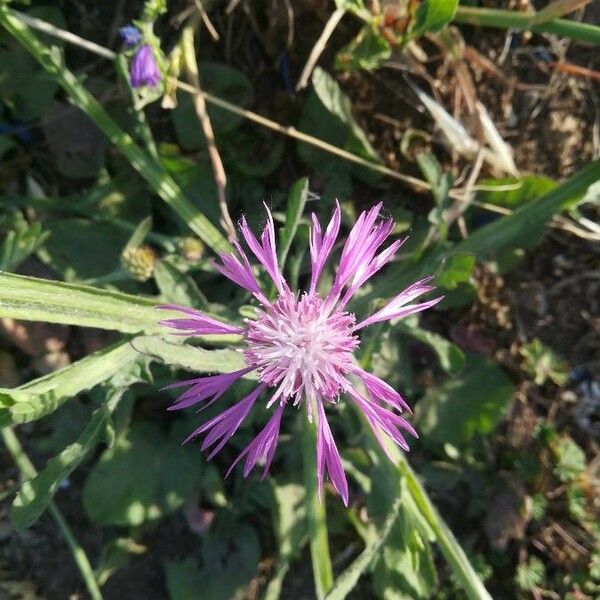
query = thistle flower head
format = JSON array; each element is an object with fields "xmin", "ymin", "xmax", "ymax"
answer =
[
  {"xmin": 121, "ymin": 245, "xmax": 156, "ymax": 281},
  {"xmin": 159, "ymin": 203, "xmax": 442, "ymax": 505},
  {"xmin": 130, "ymin": 44, "xmax": 161, "ymax": 88}
]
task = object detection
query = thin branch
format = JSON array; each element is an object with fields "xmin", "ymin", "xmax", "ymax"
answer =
[
  {"xmin": 193, "ymin": 0, "xmax": 220, "ymax": 41},
  {"xmin": 296, "ymin": 8, "xmax": 345, "ymax": 91},
  {"xmin": 14, "ymin": 10, "xmax": 116, "ymax": 59},
  {"xmin": 181, "ymin": 24, "xmax": 237, "ymax": 241}
]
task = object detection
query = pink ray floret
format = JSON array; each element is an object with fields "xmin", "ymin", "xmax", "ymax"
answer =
[{"xmin": 159, "ymin": 203, "xmax": 443, "ymax": 505}]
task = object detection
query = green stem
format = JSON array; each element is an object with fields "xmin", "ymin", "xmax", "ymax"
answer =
[
  {"xmin": 1, "ymin": 428, "xmax": 103, "ymax": 600},
  {"xmin": 454, "ymin": 6, "xmax": 600, "ymax": 45},
  {"xmin": 115, "ymin": 54, "xmax": 159, "ymax": 160},
  {"xmin": 0, "ymin": 7, "xmax": 230, "ymax": 254},
  {"xmin": 396, "ymin": 454, "xmax": 492, "ymax": 600},
  {"xmin": 302, "ymin": 407, "xmax": 334, "ymax": 600}
]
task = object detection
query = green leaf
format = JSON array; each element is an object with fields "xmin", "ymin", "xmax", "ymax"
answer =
[
  {"xmin": 273, "ymin": 483, "xmax": 306, "ymax": 560},
  {"xmin": 165, "ymin": 558, "xmax": 204, "ymax": 600},
  {"xmin": 278, "ymin": 177, "xmax": 309, "ymax": 269},
  {"xmin": 82, "ymin": 421, "xmax": 201, "ymax": 526},
  {"xmin": 0, "ymin": 340, "xmax": 138, "ymax": 425},
  {"xmin": 417, "ymin": 354, "xmax": 514, "ymax": 447},
  {"xmin": 123, "ymin": 216, "xmax": 152, "ymax": 251},
  {"xmin": 0, "ymin": 9, "xmax": 230, "ymax": 253},
  {"xmin": 520, "ymin": 338, "xmax": 568, "ymax": 386},
  {"xmin": 153, "ymin": 259, "xmax": 205, "ymax": 307},
  {"xmin": 95, "ymin": 537, "xmax": 147, "ymax": 587},
  {"xmin": 552, "ymin": 436, "xmax": 586, "ymax": 483},
  {"xmin": 172, "ymin": 61, "xmax": 253, "ymax": 150},
  {"xmin": 516, "ymin": 556, "xmax": 545, "ymax": 591},
  {"xmin": 411, "ymin": 0, "xmax": 459, "ymax": 38},
  {"xmin": 41, "ymin": 218, "xmax": 130, "ymax": 280},
  {"xmin": 0, "ymin": 212, "xmax": 48, "ymax": 271},
  {"xmin": 10, "ymin": 357, "xmax": 149, "ymax": 528},
  {"xmin": 298, "ymin": 67, "xmax": 382, "ymax": 181},
  {"xmin": 436, "ymin": 252, "xmax": 475, "ymax": 290},
  {"xmin": 0, "ymin": 7, "xmax": 65, "ymax": 121},
  {"xmin": 0, "ymin": 271, "xmax": 161, "ymax": 333},
  {"xmin": 226, "ymin": 129, "xmax": 283, "ymax": 178},
  {"xmin": 167, "ymin": 526, "xmax": 260, "ymax": 600},
  {"xmin": 131, "ymin": 335, "xmax": 250, "ymax": 374},
  {"xmin": 398, "ymin": 320, "xmax": 465, "ymax": 374},
  {"xmin": 476, "ymin": 175, "xmax": 556, "ymax": 209},
  {"xmin": 264, "ymin": 483, "xmax": 306, "ymax": 600},
  {"xmin": 335, "ymin": 25, "xmax": 391, "ymax": 72},
  {"xmin": 326, "ymin": 493, "xmax": 421, "ymax": 600}
]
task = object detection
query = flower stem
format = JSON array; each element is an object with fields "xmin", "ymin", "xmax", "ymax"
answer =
[
  {"xmin": 396, "ymin": 454, "xmax": 492, "ymax": 600},
  {"xmin": 302, "ymin": 407, "xmax": 334, "ymax": 600},
  {"xmin": 453, "ymin": 6, "xmax": 600, "ymax": 45},
  {"xmin": 1, "ymin": 427, "xmax": 103, "ymax": 600}
]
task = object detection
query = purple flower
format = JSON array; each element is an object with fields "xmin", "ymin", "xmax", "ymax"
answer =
[
  {"xmin": 159, "ymin": 203, "xmax": 443, "ymax": 505},
  {"xmin": 118, "ymin": 25, "xmax": 141, "ymax": 48},
  {"xmin": 130, "ymin": 45, "xmax": 161, "ymax": 88}
]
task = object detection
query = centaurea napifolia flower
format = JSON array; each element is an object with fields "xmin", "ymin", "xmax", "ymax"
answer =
[
  {"xmin": 160, "ymin": 203, "xmax": 442, "ymax": 505},
  {"xmin": 130, "ymin": 44, "xmax": 161, "ymax": 88}
]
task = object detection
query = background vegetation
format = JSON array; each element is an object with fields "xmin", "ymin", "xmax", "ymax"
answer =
[{"xmin": 0, "ymin": 0, "xmax": 599, "ymax": 598}]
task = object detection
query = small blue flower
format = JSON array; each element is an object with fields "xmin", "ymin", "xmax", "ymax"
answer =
[
  {"xmin": 119, "ymin": 25, "xmax": 142, "ymax": 48},
  {"xmin": 130, "ymin": 44, "xmax": 161, "ymax": 88}
]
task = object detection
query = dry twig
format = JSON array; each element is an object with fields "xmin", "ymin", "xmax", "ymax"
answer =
[{"xmin": 181, "ymin": 23, "xmax": 237, "ymax": 241}]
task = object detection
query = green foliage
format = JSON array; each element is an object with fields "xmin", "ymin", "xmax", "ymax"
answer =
[
  {"xmin": 411, "ymin": 0, "xmax": 459, "ymax": 38},
  {"xmin": 2, "ymin": 4, "xmax": 600, "ymax": 598},
  {"xmin": 336, "ymin": 26, "xmax": 391, "ymax": 72},
  {"xmin": 0, "ymin": 210, "xmax": 48, "ymax": 271},
  {"xmin": 83, "ymin": 421, "xmax": 201, "ymax": 526},
  {"xmin": 298, "ymin": 67, "xmax": 382, "ymax": 181},
  {"xmin": 165, "ymin": 525, "xmax": 260, "ymax": 600},
  {"xmin": 516, "ymin": 556, "xmax": 545, "ymax": 591},
  {"xmin": 10, "ymin": 359, "xmax": 151, "ymax": 529},
  {"xmin": 171, "ymin": 62, "xmax": 253, "ymax": 150},
  {"xmin": 417, "ymin": 354, "xmax": 514, "ymax": 447},
  {"xmin": 551, "ymin": 436, "xmax": 586, "ymax": 483},
  {"xmin": 520, "ymin": 338, "xmax": 569, "ymax": 386}
]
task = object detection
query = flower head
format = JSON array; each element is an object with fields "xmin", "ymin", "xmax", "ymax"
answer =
[
  {"xmin": 159, "ymin": 203, "xmax": 443, "ymax": 505},
  {"xmin": 118, "ymin": 25, "xmax": 142, "ymax": 48},
  {"xmin": 130, "ymin": 44, "xmax": 161, "ymax": 88}
]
